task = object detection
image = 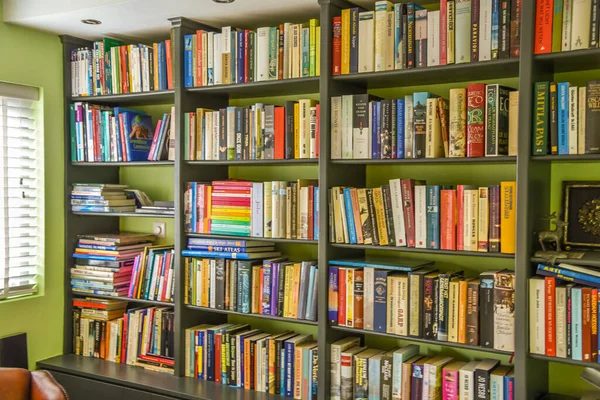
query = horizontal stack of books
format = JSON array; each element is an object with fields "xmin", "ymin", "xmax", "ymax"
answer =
[
  {"xmin": 73, "ymin": 300, "xmax": 175, "ymax": 374},
  {"xmin": 332, "ymin": 86, "xmax": 518, "ymax": 160},
  {"xmin": 330, "ymin": 337, "xmax": 513, "ymax": 400},
  {"xmin": 329, "ymin": 180, "xmax": 517, "ymax": 254},
  {"xmin": 184, "ymin": 20, "xmax": 321, "ymax": 87},
  {"xmin": 185, "ymin": 324, "xmax": 318, "ymax": 398},
  {"xmin": 184, "ymin": 252, "xmax": 318, "ymax": 322},
  {"xmin": 69, "ymin": 104, "xmax": 174, "ymax": 163},
  {"xmin": 128, "ymin": 245, "xmax": 175, "ymax": 303},
  {"xmin": 532, "ymin": 80, "xmax": 600, "ymax": 156},
  {"xmin": 531, "ymin": 263, "xmax": 600, "ymax": 361},
  {"xmin": 185, "ymin": 179, "xmax": 319, "ymax": 240},
  {"xmin": 333, "ymin": 0, "xmax": 521, "ymax": 75},
  {"xmin": 136, "ymin": 201, "xmax": 175, "ymax": 215},
  {"xmin": 329, "ymin": 258, "xmax": 515, "ymax": 352},
  {"xmin": 184, "ymin": 100, "xmax": 319, "ymax": 161},
  {"xmin": 71, "ymin": 232, "xmax": 155, "ymax": 297},
  {"xmin": 535, "ymin": 0, "xmax": 600, "ymax": 54},
  {"xmin": 70, "ymin": 38, "xmax": 173, "ymax": 97},
  {"xmin": 71, "ymin": 184, "xmax": 135, "ymax": 213}
]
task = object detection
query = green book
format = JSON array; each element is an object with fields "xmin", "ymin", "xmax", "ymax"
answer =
[
  {"xmin": 552, "ymin": 0, "xmax": 563, "ymax": 53},
  {"xmin": 533, "ymin": 81, "xmax": 550, "ymax": 156},
  {"xmin": 302, "ymin": 27, "xmax": 310, "ymax": 77},
  {"xmin": 102, "ymin": 38, "xmax": 124, "ymax": 95},
  {"xmin": 309, "ymin": 19, "xmax": 319, "ymax": 77},
  {"xmin": 269, "ymin": 27, "xmax": 278, "ymax": 80}
]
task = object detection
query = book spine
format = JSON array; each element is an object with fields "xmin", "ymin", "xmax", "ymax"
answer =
[
  {"xmin": 499, "ymin": 0, "xmax": 511, "ymax": 58},
  {"xmin": 534, "ymin": 0, "xmax": 554, "ymax": 54},
  {"xmin": 485, "ymin": 85, "xmax": 499, "ymax": 156},
  {"xmin": 510, "ymin": 0, "xmax": 522, "ymax": 57},
  {"xmin": 350, "ymin": 9, "xmax": 359, "ymax": 74},
  {"xmin": 467, "ymin": 84, "xmax": 486, "ymax": 157},
  {"xmin": 471, "ymin": 0, "xmax": 481, "ymax": 61},
  {"xmin": 533, "ymin": 82, "xmax": 550, "ymax": 155},
  {"xmin": 586, "ymin": 81, "xmax": 600, "ymax": 154},
  {"xmin": 568, "ymin": 86, "xmax": 578, "ymax": 155}
]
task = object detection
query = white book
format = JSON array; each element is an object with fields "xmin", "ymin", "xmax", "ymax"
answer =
[
  {"xmin": 300, "ymin": 187, "xmax": 311, "ymax": 240},
  {"xmin": 404, "ymin": 96, "xmax": 415, "ymax": 158},
  {"xmin": 330, "ymin": 337, "xmax": 362, "ymax": 400},
  {"xmin": 422, "ymin": 362, "xmax": 431, "ymax": 400},
  {"xmin": 292, "ymin": 24, "xmax": 301, "ymax": 78},
  {"xmin": 310, "ymin": 107, "xmax": 318, "ymax": 158},
  {"xmin": 455, "ymin": 0, "xmax": 472, "ymax": 63},
  {"xmin": 368, "ymin": 103, "xmax": 373, "ymax": 157},
  {"xmin": 562, "ymin": 0, "xmax": 573, "ymax": 51},
  {"xmin": 271, "ymin": 181, "xmax": 280, "ymax": 238},
  {"xmin": 458, "ymin": 361, "xmax": 478, "ymax": 400},
  {"xmin": 529, "ymin": 276, "xmax": 546, "ymax": 355},
  {"xmin": 263, "ymin": 181, "xmax": 272, "ymax": 238},
  {"xmin": 508, "ymin": 91, "xmax": 519, "ymax": 156},
  {"xmin": 196, "ymin": 262, "xmax": 202, "ymax": 305},
  {"xmin": 463, "ymin": 188, "xmax": 478, "ymax": 251},
  {"xmin": 213, "ymin": 33, "xmax": 222, "ymax": 85},
  {"xmin": 278, "ymin": 184, "xmax": 286, "ymax": 239},
  {"xmin": 427, "ymin": 10, "xmax": 440, "ymax": 66},
  {"xmin": 479, "ymin": 0, "xmax": 492, "ymax": 61},
  {"xmin": 227, "ymin": 107, "xmax": 236, "ymax": 160},
  {"xmin": 299, "ymin": 99, "xmax": 312, "ymax": 158},
  {"xmin": 364, "ymin": 268, "xmax": 375, "ymax": 330},
  {"xmin": 396, "ymin": 275, "xmax": 409, "ymax": 336},
  {"xmin": 374, "ymin": 1, "xmax": 390, "ymax": 71},
  {"xmin": 340, "ymin": 346, "xmax": 367, "ymax": 396},
  {"xmin": 490, "ymin": 368, "xmax": 508, "ymax": 400},
  {"xmin": 578, "ymin": 86, "xmax": 586, "ymax": 154},
  {"xmin": 283, "ymin": 23, "xmax": 293, "ymax": 79},
  {"xmin": 353, "ymin": 97, "xmax": 371, "ymax": 159},
  {"xmin": 478, "ymin": 187, "xmax": 489, "ymax": 252},
  {"xmin": 207, "ymin": 32, "xmax": 214, "ymax": 85},
  {"xmin": 341, "ymin": 95, "xmax": 354, "ymax": 159},
  {"xmin": 252, "ymin": 182, "xmax": 263, "ymax": 237},
  {"xmin": 212, "ymin": 111, "xmax": 220, "ymax": 160},
  {"xmin": 386, "ymin": 10, "xmax": 395, "ymax": 70},
  {"xmin": 448, "ymin": 280, "xmax": 460, "ymax": 342},
  {"xmin": 331, "ymin": 96, "xmax": 343, "ymax": 159},
  {"xmin": 569, "ymin": 86, "xmax": 578, "ymax": 155},
  {"xmin": 359, "ymin": 12, "xmax": 375, "ymax": 73},
  {"xmin": 556, "ymin": 285, "xmax": 567, "ymax": 358},
  {"xmin": 222, "ymin": 27, "xmax": 231, "ymax": 80},
  {"xmin": 415, "ymin": 185, "xmax": 427, "ymax": 248},
  {"xmin": 571, "ymin": 0, "xmax": 592, "ymax": 50},
  {"xmin": 256, "ymin": 27, "xmax": 270, "ymax": 82},
  {"xmin": 205, "ymin": 112, "xmax": 213, "ymax": 160},
  {"xmin": 389, "ymin": 178, "xmax": 407, "ymax": 246},
  {"xmin": 209, "ymin": 260, "xmax": 216, "ymax": 308}
]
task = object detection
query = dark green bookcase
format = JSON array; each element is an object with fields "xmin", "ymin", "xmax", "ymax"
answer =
[{"xmin": 36, "ymin": 1, "xmax": 600, "ymax": 399}]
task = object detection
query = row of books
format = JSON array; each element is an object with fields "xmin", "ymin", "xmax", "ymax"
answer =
[
  {"xmin": 184, "ymin": 180, "xmax": 319, "ymax": 240},
  {"xmin": 70, "ymin": 38, "xmax": 173, "ymax": 97},
  {"xmin": 69, "ymin": 104, "xmax": 175, "ymax": 162},
  {"xmin": 184, "ymin": 100, "xmax": 319, "ymax": 161},
  {"xmin": 531, "ymin": 263, "xmax": 600, "ymax": 361},
  {"xmin": 535, "ymin": 0, "xmax": 600, "ymax": 54},
  {"xmin": 184, "ymin": 254, "xmax": 318, "ymax": 322},
  {"xmin": 328, "ymin": 180, "xmax": 517, "ymax": 254},
  {"xmin": 332, "ymin": 87, "xmax": 519, "ymax": 160},
  {"xmin": 328, "ymin": 259, "xmax": 515, "ymax": 352},
  {"xmin": 73, "ymin": 298, "xmax": 174, "ymax": 374},
  {"xmin": 330, "ymin": 337, "xmax": 513, "ymax": 400},
  {"xmin": 71, "ymin": 232, "xmax": 155, "ymax": 297},
  {"xmin": 185, "ymin": 324, "xmax": 318, "ymax": 398},
  {"xmin": 533, "ymin": 80, "xmax": 600, "ymax": 156},
  {"xmin": 128, "ymin": 246, "xmax": 175, "ymax": 302},
  {"xmin": 70, "ymin": 184, "xmax": 134, "ymax": 213},
  {"xmin": 333, "ymin": 0, "xmax": 522, "ymax": 76},
  {"xmin": 184, "ymin": 20, "xmax": 321, "ymax": 87}
]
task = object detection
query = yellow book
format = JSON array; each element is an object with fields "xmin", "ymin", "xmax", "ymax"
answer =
[
  {"xmin": 332, "ymin": 187, "xmax": 345, "ymax": 243},
  {"xmin": 316, "ymin": 26, "xmax": 321, "ymax": 76},
  {"xmin": 289, "ymin": 263, "xmax": 302, "ymax": 319},
  {"xmin": 447, "ymin": 1, "xmax": 455, "ymax": 64},
  {"xmin": 209, "ymin": 215, "xmax": 251, "ymax": 222},
  {"xmin": 346, "ymin": 268, "xmax": 354, "ymax": 327},
  {"xmin": 426, "ymin": 98, "xmax": 444, "ymax": 158},
  {"xmin": 372, "ymin": 187, "xmax": 389, "ymax": 246},
  {"xmin": 294, "ymin": 103, "xmax": 300, "ymax": 158},
  {"xmin": 283, "ymin": 263, "xmax": 294, "ymax": 317},
  {"xmin": 458, "ymin": 279, "xmax": 468, "ymax": 343},
  {"xmin": 201, "ymin": 259, "xmax": 210, "ymax": 307},
  {"xmin": 449, "ymin": 88, "xmax": 467, "ymax": 157},
  {"xmin": 185, "ymin": 258, "xmax": 190, "ymax": 305},
  {"xmin": 341, "ymin": 9, "xmax": 351, "ymax": 74},
  {"xmin": 192, "ymin": 36, "xmax": 198, "ymax": 87},
  {"xmin": 153, "ymin": 43, "xmax": 159, "ymax": 91},
  {"xmin": 222, "ymin": 53, "xmax": 231, "ymax": 84},
  {"xmin": 128, "ymin": 45, "xmax": 135, "ymax": 92},
  {"xmin": 356, "ymin": 188, "xmax": 372, "ymax": 245},
  {"xmin": 252, "ymin": 265, "xmax": 261, "ymax": 314},
  {"xmin": 500, "ymin": 181, "xmax": 516, "ymax": 254}
]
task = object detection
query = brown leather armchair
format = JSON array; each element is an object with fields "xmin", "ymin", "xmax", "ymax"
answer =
[{"xmin": 0, "ymin": 368, "xmax": 68, "ymax": 400}]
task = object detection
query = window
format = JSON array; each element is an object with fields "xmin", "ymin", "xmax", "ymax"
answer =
[{"xmin": 0, "ymin": 82, "xmax": 42, "ymax": 300}]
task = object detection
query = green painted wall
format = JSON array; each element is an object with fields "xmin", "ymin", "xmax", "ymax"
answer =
[{"xmin": 0, "ymin": 4, "xmax": 64, "ymax": 368}]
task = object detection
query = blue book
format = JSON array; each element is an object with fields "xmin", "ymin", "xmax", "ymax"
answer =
[
  {"xmin": 284, "ymin": 341, "xmax": 296, "ymax": 396},
  {"xmin": 537, "ymin": 264, "xmax": 600, "ymax": 287},
  {"xmin": 231, "ymin": 31, "xmax": 237, "ymax": 84},
  {"xmin": 373, "ymin": 101, "xmax": 381, "ymax": 159},
  {"xmin": 314, "ymin": 186, "xmax": 319, "ymax": 238},
  {"xmin": 237, "ymin": 262, "xmax": 252, "ymax": 313},
  {"xmin": 187, "ymin": 245, "xmax": 264, "ymax": 253},
  {"xmin": 394, "ymin": 4, "xmax": 403, "ymax": 70},
  {"xmin": 329, "ymin": 257, "xmax": 432, "ymax": 271},
  {"xmin": 206, "ymin": 324, "xmax": 232, "ymax": 381},
  {"xmin": 181, "ymin": 250, "xmax": 280, "ymax": 260},
  {"xmin": 426, "ymin": 185, "xmax": 440, "ymax": 249},
  {"xmin": 369, "ymin": 356, "xmax": 382, "ymax": 400},
  {"xmin": 237, "ymin": 30, "xmax": 245, "ymax": 83},
  {"xmin": 503, "ymin": 372, "xmax": 514, "ymax": 399},
  {"xmin": 396, "ymin": 99, "xmax": 405, "ymax": 158},
  {"xmin": 152, "ymin": 113, "xmax": 168, "ymax": 160},
  {"xmin": 280, "ymin": 344, "xmax": 287, "ymax": 395},
  {"xmin": 124, "ymin": 113, "xmax": 154, "ymax": 161},
  {"xmin": 184, "ymin": 35, "xmax": 194, "ymax": 87},
  {"xmin": 491, "ymin": 0, "xmax": 500, "ymax": 57},
  {"xmin": 328, "ymin": 267, "xmax": 339, "ymax": 324},
  {"xmin": 190, "ymin": 182, "xmax": 197, "ymax": 233},
  {"xmin": 262, "ymin": 262, "xmax": 272, "ymax": 314},
  {"xmin": 187, "ymin": 238, "xmax": 273, "ymax": 247},
  {"xmin": 573, "ymin": 287, "xmax": 583, "ymax": 360},
  {"xmin": 72, "ymin": 253, "xmax": 125, "ymax": 261},
  {"xmin": 157, "ymin": 42, "xmax": 165, "ymax": 91},
  {"xmin": 558, "ymin": 82, "xmax": 569, "ymax": 155},
  {"xmin": 373, "ymin": 269, "xmax": 390, "ymax": 332},
  {"xmin": 349, "ymin": 8, "xmax": 360, "ymax": 73},
  {"xmin": 343, "ymin": 188, "xmax": 357, "ymax": 244},
  {"xmin": 311, "ymin": 348, "xmax": 318, "ymax": 396}
]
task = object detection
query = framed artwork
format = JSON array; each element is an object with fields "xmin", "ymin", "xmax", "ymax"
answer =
[{"xmin": 563, "ymin": 181, "xmax": 600, "ymax": 248}]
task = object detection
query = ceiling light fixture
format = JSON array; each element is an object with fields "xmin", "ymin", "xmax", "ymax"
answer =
[
  {"xmin": 212, "ymin": 0, "xmax": 234, "ymax": 3},
  {"xmin": 81, "ymin": 19, "xmax": 102, "ymax": 25}
]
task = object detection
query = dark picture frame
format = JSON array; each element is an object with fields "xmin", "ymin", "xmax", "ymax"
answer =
[{"xmin": 563, "ymin": 181, "xmax": 600, "ymax": 248}]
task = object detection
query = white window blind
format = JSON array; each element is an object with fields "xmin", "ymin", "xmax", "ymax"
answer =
[{"xmin": 0, "ymin": 84, "xmax": 42, "ymax": 300}]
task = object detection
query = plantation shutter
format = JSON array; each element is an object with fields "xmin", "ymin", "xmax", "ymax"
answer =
[{"xmin": 0, "ymin": 82, "xmax": 41, "ymax": 300}]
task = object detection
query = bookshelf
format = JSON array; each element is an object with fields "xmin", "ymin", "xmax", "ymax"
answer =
[{"xmin": 41, "ymin": 0, "xmax": 600, "ymax": 399}]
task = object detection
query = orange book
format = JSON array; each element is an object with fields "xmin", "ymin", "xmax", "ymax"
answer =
[
  {"xmin": 165, "ymin": 39, "xmax": 173, "ymax": 89},
  {"xmin": 458, "ymin": 279, "xmax": 468, "ymax": 343},
  {"xmin": 353, "ymin": 269, "xmax": 365, "ymax": 329},
  {"xmin": 583, "ymin": 287, "xmax": 592, "ymax": 362},
  {"xmin": 274, "ymin": 107, "xmax": 285, "ymax": 159},
  {"xmin": 196, "ymin": 30, "xmax": 203, "ymax": 87},
  {"xmin": 100, "ymin": 321, "xmax": 106, "ymax": 359},
  {"xmin": 153, "ymin": 43, "xmax": 159, "ymax": 91},
  {"xmin": 534, "ymin": 0, "xmax": 553, "ymax": 54},
  {"xmin": 440, "ymin": 189, "xmax": 457, "ymax": 250},
  {"xmin": 500, "ymin": 181, "xmax": 516, "ymax": 254},
  {"xmin": 119, "ymin": 46, "xmax": 129, "ymax": 93},
  {"xmin": 594, "ymin": 289, "xmax": 599, "ymax": 362},
  {"xmin": 350, "ymin": 188, "xmax": 363, "ymax": 244},
  {"xmin": 244, "ymin": 336, "xmax": 252, "ymax": 390},
  {"xmin": 545, "ymin": 277, "xmax": 556, "ymax": 356}
]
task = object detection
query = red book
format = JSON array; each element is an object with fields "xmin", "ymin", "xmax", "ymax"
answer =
[
  {"xmin": 583, "ymin": 287, "xmax": 592, "ymax": 361},
  {"xmin": 120, "ymin": 46, "xmax": 129, "ymax": 93},
  {"xmin": 211, "ymin": 199, "xmax": 251, "ymax": 206},
  {"xmin": 332, "ymin": 17, "xmax": 342, "ymax": 75},
  {"xmin": 215, "ymin": 334, "xmax": 222, "ymax": 383},
  {"xmin": 534, "ymin": 0, "xmax": 553, "ymax": 54},
  {"xmin": 165, "ymin": 39, "xmax": 173, "ymax": 89},
  {"xmin": 593, "ymin": 289, "xmax": 599, "ymax": 362},
  {"xmin": 440, "ymin": 189, "xmax": 457, "ymax": 250},
  {"xmin": 118, "ymin": 113, "xmax": 128, "ymax": 162},
  {"xmin": 196, "ymin": 30, "xmax": 203, "ymax": 86},
  {"xmin": 401, "ymin": 179, "xmax": 416, "ymax": 247},
  {"xmin": 316, "ymin": 104, "xmax": 320, "ymax": 158},
  {"xmin": 147, "ymin": 119, "xmax": 163, "ymax": 161},
  {"xmin": 244, "ymin": 30, "xmax": 250, "ymax": 83},
  {"xmin": 440, "ymin": 0, "xmax": 448, "ymax": 65},
  {"xmin": 456, "ymin": 185, "xmax": 465, "ymax": 250},
  {"xmin": 510, "ymin": 0, "xmax": 522, "ymax": 57},
  {"xmin": 338, "ymin": 268, "xmax": 347, "ymax": 326},
  {"xmin": 212, "ymin": 188, "xmax": 252, "ymax": 194},
  {"xmin": 353, "ymin": 269, "xmax": 364, "ymax": 329},
  {"xmin": 308, "ymin": 186, "xmax": 314, "ymax": 240},
  {"xmin": 121, "ymin": 313, "xmax": 128, "ymax": 363},
  {"xmin": 466, "ymin": 83, "xmax": 486, "ymax": 157},
  {"xmin": 545, "ymin": 277, "xmax": 556, "ymax": 356},
  {"xmin": 278, "ymin": 24, "xmax": 285, "ymax": 80},
  {"xmin": 212, "ymin": 180, "xmax": 254, "ymax": 187},
  {"xmin": 274, "ymin": 107, "xmax": 285, "ymax": 159}
]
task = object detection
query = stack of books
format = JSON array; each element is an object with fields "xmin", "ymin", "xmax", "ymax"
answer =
[
  {"xmin": 184, "ymin": 250, "xmax": 318, "ymax": 322},
  {"xmin": 136, "ymin": 201, "xmax": 175, "ymax": 215},
  {"xmin": 70, "ymin": 38, "xmax": 173, "ymax": 97},
  {"xmin": 71, "ymin": 184, "xmax": 135, "ymax": 213},
  {"xmin": 330, "ymin": 337, "xmax": 513, "ymax": 400},
  {"xmin": 71, "ymin": 232, "xmax": 155, "ymax": 297},
  {"xmin": 329, "ymin": 258, "xmax": 515, "ymax": 352},
  {"xmin": 184, "ymin": 100, "xmax": 319, "ymax": 161},
  {"xmin": 73, "ymin": 301, "xmax": 175, "ymax": 374},
  {"xmin": 185, "ymin": 179, "xmax": 319, "ymax": 240},
  {"xmin": 128, "ymin": 245, "xmax": 175, "ymax": 303},
  {"xmin": 532, "ymin": 80, "xmax": 600, "ymax": 156},
  {"xmin": 184, "ymin": 20, "xmax": 321, "ymax": 87},
  {"xmin": 535, "ymin": 0, "xmax": 600, "ymax": 54},
  {"xmin": 329, "ymin": 180, "xmax": 517, "ymax": 254},
  {"xmin": 331, "ymin": 87, "xmax": 519, "ymax": 160},
  {"xmin": 531, "ymin": 263, "xmax": 600, "ymax": 361},
  {"xmin": 69, "ymin": 104, "xmax": 174, "ymax": 163},
  {"xmin": 185, "ymin": 324, "xmax": 318, "ymax": 398},
  {"xmin": 332, "ymin": 0, "xmax": 522, "ymax": 75}
]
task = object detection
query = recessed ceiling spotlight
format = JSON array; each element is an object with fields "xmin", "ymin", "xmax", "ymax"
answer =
[
  {"xmin": 212, "ymin": 0, "xmax": 234, "ymax": 3},
  {"xmin": 81, "ymin": 19, "xmax": 102, "ymax": 25}
]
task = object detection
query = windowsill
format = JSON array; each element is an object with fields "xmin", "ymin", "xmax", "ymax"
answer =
[{"xmin": 0, "ymin": 292, "xmax": 43, "ymax": 305}]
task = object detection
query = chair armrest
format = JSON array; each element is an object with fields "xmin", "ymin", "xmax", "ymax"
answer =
[{"xmin": 31, "ymin": 370, "xmax": 69, "ymax": 400}]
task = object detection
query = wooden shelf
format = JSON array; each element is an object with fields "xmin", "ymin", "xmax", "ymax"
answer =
[
  {"xmin": 70, "ymin": 90, "xmax": 175, "ymax": 105},
  {"xmin": 535, "ymin": 48, "xmax": 600, "ymax": 73},
  {"xmin": 332, "ymin": 58, "xmax": 519, "ymax": 88},
  {"xmin": 71, "ymin": 292, "xmax": 173, "ymax": 307},
  {"xmin": 72, "ymin": 211, "xmax": 174, "ymax": 218},
  {"xmin": 186, "ymin": 233, "xmax": 317, "ymax": 245},
  {"xmin": 71, "ymin": 161, "xmax": 174, "ymax": 166},
  {"xmin": 530, "ymin": 354, "xmax": 600, "ymax": 370},
  {"xmin": 187, "ymin": 159, "xmax": 318, "ymax": 166},
  {"xmin": 185, "ymin": 77, "xmax": 319, "ymax": 99},
  {"xmin": 332, "ymin": 156, "xmax": 516, "ymax": 165},
  {"xmin": 531, "ymin": 154, "xmax": 600, "ymax": 162},
  {"xmin": 330, "ymin": 326, "xmax": 514, "ymax": 355},
  {"xmin": 332, "ymin": 243, "xmax": 515, "ymax": 258},
  {"xmin": 186, "ymin": 305, "xmax": 318, "ymax": 326}
]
